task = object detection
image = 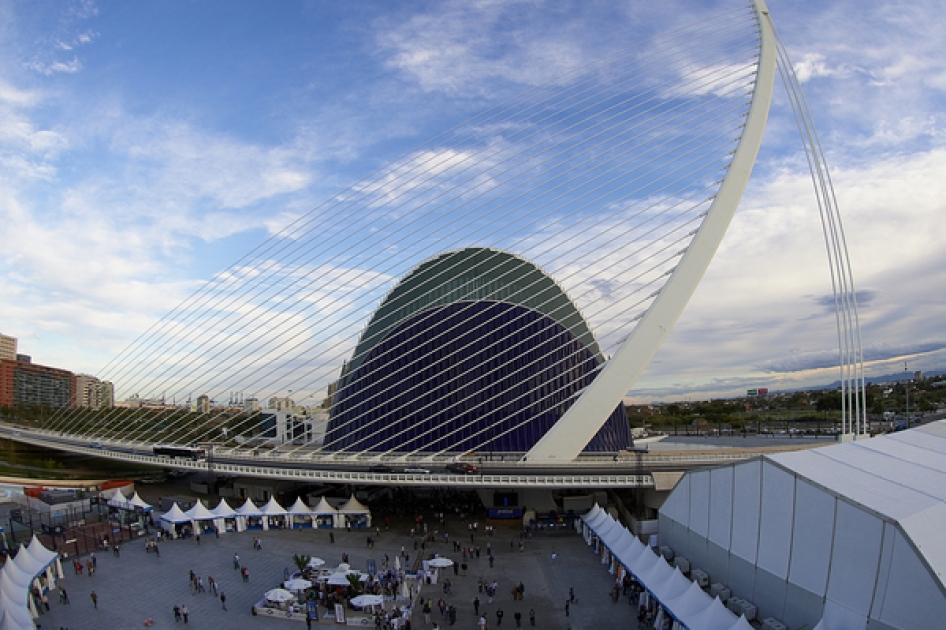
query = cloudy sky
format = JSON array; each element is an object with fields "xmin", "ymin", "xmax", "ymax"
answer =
[{"xmin": 1, "ymin": 0, "xmax": 944, "ymax": 403}]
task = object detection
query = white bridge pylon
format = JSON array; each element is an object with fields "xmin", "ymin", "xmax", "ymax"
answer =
[{"xmin": 527, "ymin": 0, "xmax": 777, "ymax": 460}]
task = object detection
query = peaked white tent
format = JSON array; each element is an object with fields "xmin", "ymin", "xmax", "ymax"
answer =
[
  {"xmin": 25, "ymin": 536, "xmax": 62, "ymax": 582},
  {"xmin": 288, "ymin": 497, "xmax": 314, "ymax": 529},
  {"xmin": 106, "ymin": 489, "xmax": 129, "ymax": 509},
  {"xmin": 0, "ymin": 585, "xmax": 34, "ymax": 628},
  {"xmin": 235, "ymin": 497, "xmax": 264, "ymax": 530},
  {"xmin": 184, "ymin": 500, "xmax": 218, "ymax": 534},
  {"xmin": 311, "ymin": 496, "xmax": 338, "ymax": 528},
  {"xmin": 260, "ymin": 496, "xmax": 290, "ymax": 530},
  {"xmin": 127, "ymin": 491, "xmax": 153, "ymax": 511},
  {"xmin": 159, "ymin": 502, "xmax": 191, "ymax": 537},
  {"xmin": 0, "ymin": 561, "xmax": 38, "ymax": 619},
  {"xmin": 211, "ymin": 498, "xmax": 239, "ymax": 533},
  {"xmin": 337, "ymin": 495, "xmax": 371, "ymax": 528}
]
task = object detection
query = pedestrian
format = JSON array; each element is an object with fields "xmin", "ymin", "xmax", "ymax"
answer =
[
  {"xmin": 196, "ymin": 533, "xmax": 200, "ymax": 545},
  {"xmin": 174, "ymin": 605, "xmax": 181, "ymax": 622},
  {"xmin": 474, "ymin": 597, "xmax": 480, "ymax": 615},
  {"xmin": 58, "ymin": 586, "xmax": 68, "ymax": 604},
  {"xmin": 529, "ymin": 609, "xmax": 535, "ymax": 626},
  {"xmin": 90, "ymin": 590, "xmax": 98, "ymax": 609},
  {"xmin": 90, "ymin": 552, "xmax": 97, "ymax": 568},
  {"xmin": 478, "ymin": 615, "xmax": 487, "ymax": 630},
  {"xmin": 518, "ymin": 582, "xmax": 524, "ymax": 600},
  {"xmin": 489, "ymin": 555, "xmax": 494, "ymax": 568},
  {"xmin": 209, "ymin": 576, "xmax": 217, "ymax": 595},
  {"xmin": 568, "ymin": 587, "xmax": 575, "ymax": 603},
  {"xmin": 514, "ymin": 611, "xmax": 522, "ymax": 628},
  {"xmin": 422, "ymin": 600, "xmax": 431, "ymax": 624},
  {"xmin": 551, "ymin": 552, "xmax": 557, "ymax": 561},
  {"xmin": 233, "ymin": 554, "xmax": 240, "ymax": 569},
  {"xmin": 42, "ymin": 593, "xmax": 49, "ymax": 611},
  {"xmin": 496, "ymin": 608, "xmax": 504, "ymax": 626},
  {"xmin": 453, "ymin": 563, "xmax": 458, "ymax": 576},
  {"xmin": 221, "ymin": 592, "xmax": 227, "ymax": 610},
  {"xmin": 182, "ymin": 604, "xmax": 189, "ymax": 622},
  {"xmin": 329, "ymin": 531, "xmax": 335, "ymax": 543},
  {"xmin": 154, "ymin": 543, "xmax": 160, "ymax": 557},
  {"xmin": 449, "ymin": 605, "xmax": 457, "ymax": 625},
  {"xmin": 565, "ymin": 601, "xmax": 569, "ymax": 617},
  {"xmin": 113, "ymin": 543, "xmax": 120, "ymax": 557}
]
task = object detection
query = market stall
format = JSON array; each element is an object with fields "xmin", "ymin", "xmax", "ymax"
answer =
[
  {"xmin": 160, "ymin": 502, "xmax": 193, "ymax": 538},
  {"xmin": 235, "ymin": 497, "xmax": 264, "ymax": 530},
  {"xmin": 337, "ymin": 495, "xmax": 371, "ymax": 529},
  {"xmin": 211, "ymin": 498, "xmax": 239, "ymax": 533},
  {"xmin": 311, "ymin": 496, "xmax": 338, "ymax": 529},
  {"xmin": 260, "ymin": 496, "xmax": 290, "ymax": 530},
  {"xmin": 287, "ymin": 497, "xmax": 314, "ymax": 529},
  {"xmin": 184, "ymin": 500, "xmax": 218, "ymax": 534}
]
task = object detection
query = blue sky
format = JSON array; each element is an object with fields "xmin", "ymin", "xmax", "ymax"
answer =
[{"xmin": 1, "ymin": 0, "xmax": 944, "ymax": 402}]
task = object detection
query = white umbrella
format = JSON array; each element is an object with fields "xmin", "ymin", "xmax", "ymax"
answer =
[
  {"xmin": 350, "ymin": 594, "xmax": 384, "ymax": 607},
  {"xmin": 428, "ymin": 557, "xmax": 454, "ymax": 568},
  {"xmin": 328, "ymin": 573, "xmax": 352, "ymax": 586},
  {"xmin": 306, "ymin": 557, "xmax": 326, "ymax": 568},
  {"xmin": 284, "ymin": 578, "xmax": 313, "ymax": 592},
  {"xmin": 394, "ymin": 555, "xmax": 401, "ymax": 571},
  {"xmin": 265, "ymin": 588, "xmax": 295, "ymax": 602}
]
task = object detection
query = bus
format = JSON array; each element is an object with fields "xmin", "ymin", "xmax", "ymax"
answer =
[{"xmin": 152, "ymin": 445, "xmax": 206, "ymax": 460}]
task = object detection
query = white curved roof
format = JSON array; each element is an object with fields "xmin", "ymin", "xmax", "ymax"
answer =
[
  {"xmin": 235, "ymin": 497, "xmax": 262, "ymax": 516},
  {"xmin": 212, "ymin": 498, "xmax": 237, "ymax": 518},
  {"xmin": 767, "ymin": 421, "xmax": 946, "ymax": 590},
  {"xmin": 287, "ymin": 497, "xmax": 313, "ymax": 515},
  {"xmin": 160, "ymin": 502, "xmax": 191, "ymax": 523},
  {"xmin": 337, "ymin": 495, "xmax": 369, "ymax": 514},
  {"xmin": 260, "ymin": 497, "xmax": 288, "ymax": 516},
  {"xmin": 311, "ymin": 496, "xmax": 337, "ymax": 515},
  {"xmin": 184, "ymin": 500, "xmax": 217, "ymax": 521}
]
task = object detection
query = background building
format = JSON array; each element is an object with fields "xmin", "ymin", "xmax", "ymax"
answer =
[
  {"xmin": 325, "ymin": 247, "xmax": 632, "ymax": 453},
  {"xmin": 0, "ymin": 333, "xmax": 16, "ymax": 362},
  {"xmin": 0, "ymin": 358, "xmax": 75, "ymax": 409},
  {"xmin": 75, "ymin": 374, "xmax": 115, "ymax": 409}
]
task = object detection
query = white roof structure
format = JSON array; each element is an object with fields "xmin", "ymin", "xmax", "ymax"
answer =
[
  {"xmin": 311, "ymin": 496, "xmax": 337, "ymax": 515},
  {"xmin": 127, "ymin": 491, "xmax": 152, "ymax": 511},
  {"xmin": 579, "ymin": 504, "xmax": 744, "ymax": 628},
  {"xmin": 659, "ymin": 421, "xmax": 946, "ymax": 629},
  {"xmin": 11, "ymin": 546, "xmax": 46, "ymax": 579},
  {"xmin": 337, "ymin": 495, "xmax": 369, "ymax": 514},
  {"xmin": 25, "ymin": 535, "xmax": 59, "ymax": 569},
  {"xmin": 160, "ymin": 502, "xmax": 191, "ymax": 524},
  {"xmin": 107, "ymin": 489, "xmax": 128, "ymax": 509},
  {"xmin": 211, "ymin": 498, "xmax": 237, "ymax": 518},
  {"xmin": 260, "ymin": 496, "xmax": 288, "ymax": 516},
  {"xmin": 235, "ymin": 498, "xmax": 262, "ymax": 516},
  {"xmin": 184, "ymin": 500, "xmax": 217, "ymax": 521},
  {"xmin": 287, "ymin": 497, "xmax": 313, "ymax": 516}
]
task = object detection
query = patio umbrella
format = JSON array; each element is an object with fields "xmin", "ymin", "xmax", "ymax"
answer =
[
  {"xmin": 284, "ymin": 578, "xmax": 313, "ymax": 592},
  {"xmin": 350, "ymin": 594, "xmax": 384, "ymax": 607},
  {"xmin": 328, "ymin": 573, "xmax": 352, "ymax": 586},
  {"xmin": 265, "ymin": 588, "xmax": 295, "ymax": 602},
  {"xmin": 306, "ymin": 557, "xmax": 326, "ymax": 568},
  {"xmin": 428, "ymin": 557, "xmax": 454, "ymax": 568}
]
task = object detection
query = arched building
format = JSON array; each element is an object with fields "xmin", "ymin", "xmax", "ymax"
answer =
[{"xmin": 324, "ymin": 247, "xmax": 631, "ymax": 454}]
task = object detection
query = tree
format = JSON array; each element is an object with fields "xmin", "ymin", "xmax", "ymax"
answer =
[{"xmin": 292, "ymin": 554, "xmax": 311, "ymax": 572}]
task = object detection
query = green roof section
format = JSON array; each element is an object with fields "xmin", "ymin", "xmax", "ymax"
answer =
[{"xmin": 346, "ymin": 247, "xmax": 602, "ymax": 378}]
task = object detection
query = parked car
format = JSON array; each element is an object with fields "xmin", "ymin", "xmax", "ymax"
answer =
[{"xmin": 445, "ymin": 462, "xmax": 478, "ymax": 474}]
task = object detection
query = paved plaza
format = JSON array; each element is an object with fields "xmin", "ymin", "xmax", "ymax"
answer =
[{"xmin": 32, "ymin": 514, "xmax": 635, "ymax": 629}]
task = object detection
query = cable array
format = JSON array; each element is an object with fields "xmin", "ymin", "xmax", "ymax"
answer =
[{"xmin": 45, "ymin": 5, "xmax": 769, "ymax": 456}]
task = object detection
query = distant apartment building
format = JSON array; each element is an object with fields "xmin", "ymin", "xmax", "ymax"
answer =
[
  {"xmin": 75, "ymin": 374, "xmax": 115, "ymax": 409},
  {"xmin": 0, "ymin": 333, "xmax": 16, "ymax": 361},
  {"xmin": 196, "ymin": 394, "xmax": 211, "ymax": 414},
  {"xmin": 0, "ymin": 358, "xmax": 75, "ymax": 409},
  {"xmin": 268, "ymin": 396, "xmax": 295, "ymax": 412},
  {"xmin": 244, "ymin": 396, "xmax": 260, "ymax": 413}
]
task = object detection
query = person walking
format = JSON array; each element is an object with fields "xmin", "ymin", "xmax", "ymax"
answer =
[
  {"xmin": 90, "ymin": 590, "xmax": 98, "ymax": 609},
  {"xmin": 422, "ymin": 600, "xmax": 431, "ymax": 624},
  {"xmin": 174, "ymin": 605, "xmax": 182, "ymax": 622},
  {"xmin": 221, "ymin": 592, "xmax": 227, "ymax": 610},
  {"xmin": 181, "ymin": 604, "xmax": 189, "ymax": 623},
  {"xmin": 528, "ymin": 609, "xmax": 535, "ymax": 626},
  {"xmin": 496, "ymin": 608, "xmax": 504, "ymax": 626},
  {"xmin": 474, "ymin": 597, "xmax": 480, "ymax": 615},
  {"xmin": 329, "ymin": 531, "xmax": 335, "ymax": 543},
  {"xmin": 233, "ymin": 554, "xmax": 240, "ymax": 569},
  {"xmin": 564, "ymin": 601, "xmax": 570, "ymax": 617},
  {"xmin": 58, "ymin": 586, "xmax": 69, "ymax": 604},
  {"xmin": 513, "ymin": 611, "xmax": 522, "ymax": 629}
]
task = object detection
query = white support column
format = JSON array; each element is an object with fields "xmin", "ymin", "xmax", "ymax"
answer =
[{"xmin": 527, "ymin": 0, "xmax": 777, "ymax": 461}]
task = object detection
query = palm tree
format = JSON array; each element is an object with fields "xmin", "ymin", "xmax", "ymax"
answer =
[{"xmin": 292, "ymin": 554, "xmax": 311, "ymax": 572}]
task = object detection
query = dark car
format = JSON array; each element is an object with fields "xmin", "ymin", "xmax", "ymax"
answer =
[
  {"xmin": 368, "ymin": 465, "xmax": 394, "ymax": 473},
  {"xmin": 445, "ymin": 462, "xmax": 478, "ymax": 474}
]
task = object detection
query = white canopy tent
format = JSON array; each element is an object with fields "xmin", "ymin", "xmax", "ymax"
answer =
[
  {"xmin": 184, "ymin": 500, "xmax": 218, "ymax": 534},
  {"xmin": 127, "ymin": 491, "xmax": 153, "ymax": 511},
  {"xmin": 235, "ymin": 497, "xmax": 264, "ymax": 530},
  {"xmin": 337, "ymin": 495, "xmax": 371, "ymax": 528},
  {"xmin": 106, "ymin": 489, "xmax": 129, "ymax": 509},
  {"xmin": 310, "ymin": 496, "xmax": 338, "ymax": 529},
  {"xmin": 0, "ymin": 559, "xmax": 38, "ymax": 619},
  {"xmin": 159, "ymin": 502, "xmax": 191, "ymax": 537},
  {"xmin": 259, "ymin": 496, "xmax": 290, "ymax": 530},
  {"xmin": 287, "ymin": 497, "xmax": 314, "ymax": 529},
  {"xmin": 211, "ymin": 498, "xmax": 240, "ymax": 533}
]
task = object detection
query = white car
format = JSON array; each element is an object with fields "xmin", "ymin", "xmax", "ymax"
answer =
[{"xmin": 403, "ymin": 467, "xmax": 431, "ymax": 474}]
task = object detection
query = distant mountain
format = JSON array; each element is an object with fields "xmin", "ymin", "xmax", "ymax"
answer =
[{"xmin": 800, "ymin": 368, "xmax": 946, "ymax": 392}]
